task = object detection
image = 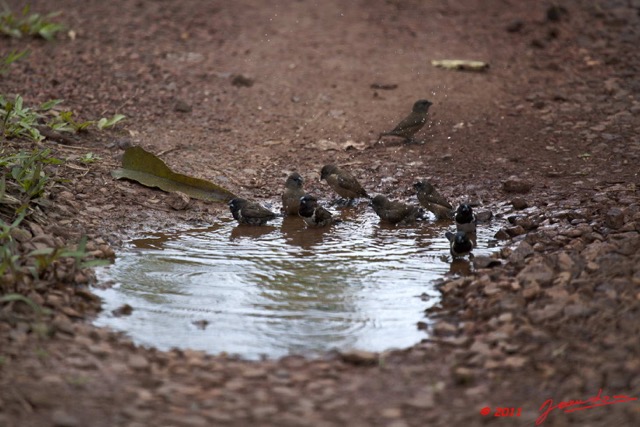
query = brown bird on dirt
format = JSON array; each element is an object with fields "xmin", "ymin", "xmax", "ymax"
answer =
[
  {"xmin": 414, "ymin": 180, "xmax": 454, "ymax": 220},
  {"xmin": 229, "ymin": 198, "xmax": 277, "ymax": 226},
  {"xmin": 371, "ymin": 194, "xmax": 425, "ymax": 225},
  {"xmin": 281, "ymin": 172, "xmax": 306, "ymax": 215},
  {"xmin": 298, "ymin": 195, "xmax": 337, "ymax": 227},
  {"xmin": 320, "ymin": 164, "xmax": 369, "ymax": 201},
  {"xmin": 445, "ymin": 230, "xmax": 473, "ymax": 257},
  {"xmin": 379, "ymin": 99, "xmax": 433, "ymax": 143}
]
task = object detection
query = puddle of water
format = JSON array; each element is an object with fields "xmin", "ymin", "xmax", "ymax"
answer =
[{"xmin": 94, "ymin": 208, "xmax": 499, "ymax": 360}]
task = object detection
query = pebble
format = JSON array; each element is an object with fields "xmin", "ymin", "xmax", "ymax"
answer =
[
  {"xmin": 231, "ymin": 74, "xmax": 254, "ymax": 87},
  {"xmin": 511, "ymin": 197, "xmax": 528, "ymax": 210},
  {"xmin": 128, "ymin": 354, "xmax": 150, "ymax": 370},
  {"xmin": 112, "ymin": 304, "xmax": 133, "ymax": 317},
  {"xmin": 528, "ymin": 304, "xmax": 564, "ymax": 323},
  {"xmin": 433, "ymin": 321, "xmax": 457, "ymax": 336},
  {"xmin": 506, "ymin": 225, "xmax": 526, "ymax": 237},
  {"xmin": 173, "ymin": 99, "xmax": 193, "ymax": 113},
  {"xmin": 605, "ymin": 207, "xmax": 625, "ymax": 229},
  {"xmin": 503, "ymin": 177, "xmax": 533, "ymax": 193},
  {"xmin": 517, "ymin": 261, "xmax": 554, "ymax": 287},
  {"xmin": 381, "ymin": 407, "xmax": 403, "ymax": 418},
  {"xmin": 52, "ymin": 410, "xmax": 80, "ymax": 427},
  {"xmin": 339, "ymin": 350, "xmax": 378, "ymax": 366},
  {"xmin": 509, "ymin": 241, "xmax": 534, "ymax": 264},
  {"xmin": 494, "ymin": 228, "xmax": 510, "ymax": 240},
  {"xmin": 167, "ymin": 191, "xmax": 191, "ymax": 210},
  {"xmin": 452, "ymin": 367, "xmax": 475, "ymax": 384},
  {"xmin": 522, "ymin": 282, "xmax": 541, "ymax": 300},
  {"xmin": 403, "ymin": 393, "xmax": 435, "ymax": 409},
  {"xmin": 473, "ymin": 256, "xmax": 501, "ymax": 269}
]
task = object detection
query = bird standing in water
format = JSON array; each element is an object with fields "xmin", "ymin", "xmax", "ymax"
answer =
[
  {"xmin": 455, "ymin": 203, "xmax": 477, "ymax": 233},
  {"xmin": 281, "ymin": 172, "xmax": 306, "ymax": 215},
  {"xmin": 371, "ymin": 195, "xmax": 425, "ymax": 225},
  {"xmin": 320, "ymin": 164, "xmax": 369, "ymax": 202},
  {"xmin": 445, "ymin": 231, "xmax": 473, "ymax": 257},
  {"xmin": 379, "ymin": 99, "xmax": 433, "ymax": 144},
  {"xmin": 229, "ymin": 198, "xmax": 277, "ymax": 226},
  {"xmin": 414, "ymin": 180, "xmax": 454, "ymax": 220},
  {"xmin": 298, "ymin": 195, "xmax": 337, "ymax": 227}
]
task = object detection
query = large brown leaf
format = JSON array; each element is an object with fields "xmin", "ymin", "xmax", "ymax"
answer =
[{"xmin": 111, "ymin": 146, "xmax": 236, "ymax": 202}]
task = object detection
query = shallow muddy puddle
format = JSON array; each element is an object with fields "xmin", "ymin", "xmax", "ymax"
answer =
[{"xmin": 95, "ymin": 208, "xmax": 500, "ymax": 360}]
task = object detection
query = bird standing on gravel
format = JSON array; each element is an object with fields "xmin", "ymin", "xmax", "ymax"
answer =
[
  {"xmin": 298, "ymin": 195, "xmax": 337, "ymax": 227},
  {"xmin": 445, "ymin": 231, "xmax": 473, "ymax": 257},
  {"xmin": 320, "ymin": 164, "xmax": 370, "ymax": 202},
  {"xmin": 229, "ymin": 198, "xmax": 277, "ymax": 226},
  {"xmin": 414, "ymin": 180, "xmax": 454, "ymax": 220},
  {"xmin": 379, "ymin": 99, "xmax": 433, "ymax": 143},
  {"xmin": 282, "ymin": 172, "xmax": 306, "ymax": 215},
  {"xmin": 455, "ymin": 204, "xmax": 477, "ymax": 233},
  {"xmin": 371, "ymin": 195, "xmax": 425, "ymax": 225}
]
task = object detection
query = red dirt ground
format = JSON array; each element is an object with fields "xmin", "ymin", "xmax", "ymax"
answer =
[{"xmin": 1, "ymin": 0, "xmax": 639, "ymax": 426}]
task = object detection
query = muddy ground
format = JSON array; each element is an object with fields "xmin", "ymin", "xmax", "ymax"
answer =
[{"xmin": 1, "ymin": 0, "xmax": 640, "ymax": 426}]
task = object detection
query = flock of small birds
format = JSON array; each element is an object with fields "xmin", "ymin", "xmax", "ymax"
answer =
[{"xmin": 228, "ymin": 99, "xmax": 483, "ymax": 258}]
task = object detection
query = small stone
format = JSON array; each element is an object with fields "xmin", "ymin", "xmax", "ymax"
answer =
[
  {"xmin": 503, "ymin": 177, "xmax": 533, "ymax": 193},
  {"xmin": 547, "ymin": 5, "xmax": 568, "ymax": 22},
  {"xmin": 518, "ymin": 261, "xmax": 554, "ymax": 287},
  {"xmin": 529, "ymin": 304, "xmax": 563, "ymax": 323},
  {"xmin": 495, "ymin": 228, "xmax": 510, "ymax": 240},
  {"xmin": 404, "ymin": 393, "xmax": 435, "ymax": 409},
  {"xmin": 173, "ymin": 99, "xmax": 192, "ymax": 113},
  {"xmin": 605, "ymin": 207, "xmax": 624, "ymax": 229},
  {"xmin": 511, "ymin": 197, "xmax": 528, "ymax": 210},
  {"xmin": 475, "ymin": 210, "xmax": 493, "ymax": 223},
  {"xmin": 192, "ymin": 320, "xmax": 209, "ymax": 330},
  {"xmin": 522, "ymin": 281, "xmax": 541, "ymax": 300},
  {"xmin": 506, "ymin": 225, "xmax": 526, "ymax": 237},
  {"xmin": 339, "ymin": 350, "xmax": 378, "ymax": 366},
  {"xmin": 381, "ymin": 407, "xmax": 403, "ymax": 418},
  {"xmin": 167, "ymin": 192, "xmax": 191, "ymax": 210},
  {"xmin": 52, "ymin": 410, "xmax": 80, "ymax": 427},
  {"xmin": 504, "ymin": 356, "xmax": 528, "ymax": 369},
  {"xmin": 128, "ymin": 354, "xmax": 149, "ymax": 370},
  {"xmin": 473, "ymin": 256, "xmax": 501, "ymax": 269},
  {"xmin": 452, "ymin": 367, "xmax": 475, "ymax": 384},
  {"xmin": 231, "ymin": 74, "xmax": 254, "ymax": 87},
  {"xmin": 564, "ymin": 303, "xmax": 592, "ymax": 318},
  {"xmin": 506, "ymin": 20, "xmax": 524, "ymax": 33},
  {"xmin": 509, "ymin": 241, "xmax": 534, "ymax": 264},
  {"xmin": 112, "ymin": 304, "xmax": 133, "ymax": 317},
  {"xmin": 433, "ymin": 321, "xmax": 457, "ymax": 336},
  {"xmin": 242, "ymin": 368, "xmax": 267, "ymax": 379}
]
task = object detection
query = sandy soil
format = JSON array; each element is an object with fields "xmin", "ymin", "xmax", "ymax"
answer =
[{"xmin": 1, "ymin": 0, "xmax": 639, "ymax": 426}]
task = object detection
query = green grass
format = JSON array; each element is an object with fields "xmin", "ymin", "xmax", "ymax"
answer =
[
  {"xmin": 0, "ymin": 49, "xmax": 29, "ymax": 75},
  {"xmin": 1, "ymin": 95, "xmax": 126, "ymax": 142},
  {"xmin": 0, "ymin": 4, "xmax": 65, "ymax": 40},
  {"xmin": 1, "ymin": 149, "xmax": 109, "ymax": 284}
]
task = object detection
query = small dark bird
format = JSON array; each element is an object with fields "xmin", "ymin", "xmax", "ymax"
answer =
[
  {"xmin": 414, "ymin": 180, "xmax": 454, "ymax": 220},
  {"xmin": 455, "ymin": 204, "xmax": 477, "ymax": 233},
  {"xmin": 320, "ymin": 164, "xmax": 369, "ymax": 201},
  {"xmin": 229, "ymin": 198, "xmax": 277, "ymax": 226},
  {"xmin": 282, "ymin": 172, "xmax": 305, "ymax": 215},
  {"xmin": 298, "ymin": 195, "xmax": 336, "ymax": 227},
  {"xmin": 379, "ymin": 99, "xmax": 433, "ymax": 143},
  {"xmin": 371, "ymin": 194, "xmax": 424, "ymax": 225},
  {"xmin": 445, "ymin": 231, "xmax": 473, "ymax": 257}
]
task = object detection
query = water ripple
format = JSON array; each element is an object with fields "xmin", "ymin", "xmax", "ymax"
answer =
[{"xmin": 95, "ymin": 209, "xmax": 499, "ymax": 359}]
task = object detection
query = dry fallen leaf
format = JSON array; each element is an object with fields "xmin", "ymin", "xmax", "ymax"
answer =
[{"xmin": 111, "ymin": 146, "xmax": 236, "ymax": 202}]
